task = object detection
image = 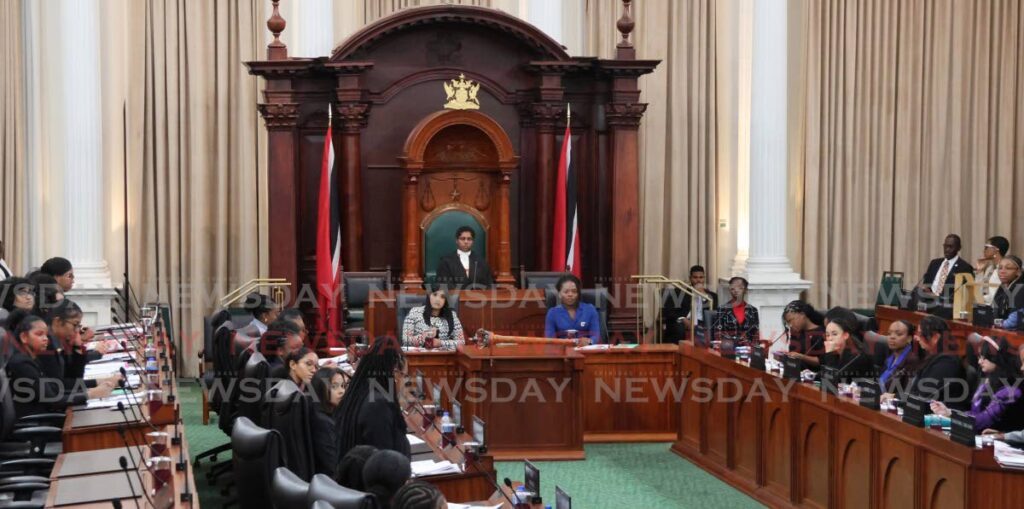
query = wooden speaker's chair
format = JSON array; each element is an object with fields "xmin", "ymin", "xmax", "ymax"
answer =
[{"xmin": 422, "ymin": 209, "xmax": 487, "ymax": 287}]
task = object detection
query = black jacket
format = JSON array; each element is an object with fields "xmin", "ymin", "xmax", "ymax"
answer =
[
  {"xmin": 820, "ymin": 349, "xmax": 878, "ymax": 384},
  {"xmin": 905, "ymin": 353, "xmax": 968, "ymax": 409},
  {"xmin": 5, "ymin": 350, "xmax": 87, "ymax": 418},
  {"xmin": 434, "ymin": 251, "xmax": 494, "ymax": 289},
  {"xmin": 353, "ymin": 386, "xmax": 411, "ymax": 458},
  {"xmin": 712, "ymin": 302, "xmax": 760, "ymax": 345},
  {"xmin": 661, "ymin": 290, "xmax": 718, "ymax": 343},
  {"xmin": 921, "ymin": 257, "xmax": 974, "ymax": 295},
  {"xmin": 993, "ymin": 277, "xmax": 1024, "ymax": 319},
  {"xmin": 312, "ymin": 407, "xmax": 342, "ymax": 476}
]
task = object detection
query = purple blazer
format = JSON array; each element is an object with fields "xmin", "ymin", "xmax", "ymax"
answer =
[{"xmin": 970, "ymin": 382, "xmax": 1023, "ymax": 432}]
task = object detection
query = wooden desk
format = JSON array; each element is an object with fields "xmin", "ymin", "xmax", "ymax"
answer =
[
  {"xmin": 876, "ymin": 305, "xmax": 1024, "ymax": 350},
  {"xmin": 366, "ymin": 289, "xmax": 548, "ymax": 338},
  {"xmin": 671, "ymin": 341, "xmax": 1024, "ymax": 508},
  {"xmin": 405, "ymin": 345, "xmax": 683, "ymax": 445},
  {"xmin": 404, "ymin": 407, "xmax": 497, "ymax": 503}
]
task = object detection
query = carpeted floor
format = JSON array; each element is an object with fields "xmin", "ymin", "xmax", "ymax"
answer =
[{"xmin": 177, "ymin": 379, "xmax": 762, "ymax": 508}]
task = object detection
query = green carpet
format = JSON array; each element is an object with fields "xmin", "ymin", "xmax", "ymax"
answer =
[{"xmin": 176, "ymin": 379, "xmax": 763, "ymax": 508}]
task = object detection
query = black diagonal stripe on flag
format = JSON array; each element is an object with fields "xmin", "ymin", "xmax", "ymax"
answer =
[{"xmin": 551, "ymin": 110, "xmax": 581, "ymax": 278}]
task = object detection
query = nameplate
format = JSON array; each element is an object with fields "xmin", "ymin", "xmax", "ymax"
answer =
[
  {"xmin": 820, "ymin": 366, "xmax": 840, "ymax": 396},
  {"xmin": 749, "ymin": 346, "xmax": 766, "ymax": 371},
  {"xmin": 858, "ymin": 379, "xmax": 881, "ymax": 410},
  {"xmin": 782, "ymin": 356, "xmax": 802, "ymax": 380},
  {"xmin": 525, "ymin": 459, "xmax": 540, "ymax": 495},
  {"xmin": 949, "ymin": 409, "xmax": 976, "ymax": 447},
  {"xmin": 901, "ymin": 394, "xmax": 928, "ymax": 427},
  {"xmin": 720, "ymin": 339, "xmax": 736, "ymax": 360}
]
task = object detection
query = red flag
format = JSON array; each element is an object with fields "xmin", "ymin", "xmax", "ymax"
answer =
[
  {"xmin": 551, "ymin": 105, "xmax": 581, "ymax": 277},
  {"xmin": 316, "ymin": 109, "xmax": 342, "ymax": 339}
]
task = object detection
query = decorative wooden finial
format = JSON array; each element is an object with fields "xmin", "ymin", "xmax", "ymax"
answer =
[
  {"xmin": 267, "ymin": 0, "xmax": 288, "ymax": 60},
  {"xmin": 616, "ymin": 0, "xmax": 635, "ymax": 49}
]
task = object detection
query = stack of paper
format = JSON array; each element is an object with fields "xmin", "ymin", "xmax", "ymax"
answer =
[
  {"xmin": 98, "ymin": 352, "xmax": 133, "ymax": 363},
  {"xmin": 318, "ymin": 353, "xmax": 348, "ymax": 366},
  {"xmin": 447, "ymin": 504, "xmax": 502, "ymax": 509},
  {"xmin": 576, "ymin": 344, "xmax": 610, "ymax": 351},
  {"xmin": 84, "ymin": 363, "xmax": 124, "ymax": 378},
  {"xmin": 85, "ymin": 391, "xmax": 143, "ymax": 409},
  {"xmin": 410, "ymin": 459, "xmax": 462, "ymax": 477},
  {"xmin": 994, "ymin": 441, "xmax": 1024, "ymax": 469}
]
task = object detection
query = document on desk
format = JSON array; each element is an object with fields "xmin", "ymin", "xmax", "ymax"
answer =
[
  {"xmin": 994, "ymin": 440, "xmax": 1024, "ymax": 469},
  {"xmin": 411, "ymin": 459, "xmax": 462, "ymax": 477},
  {"xmin": 447, "ymin": 504, "xmax": 502, "ymax": 509},
  {"xmin": 85, "ymin": 391, "xmax": 144, "ymax": 409}
]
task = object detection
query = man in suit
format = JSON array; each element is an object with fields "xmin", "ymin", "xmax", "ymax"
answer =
[
  {"xmin": 917, "ymin": 234, "xmax": 974, "ymax": 305},
  {"xmin": 435, "ymin": 226, "xmax": 494, "ymax": 289},
  {"xmin": 662, "ymin": 265, "xmax": 718, "ymax": 343}
]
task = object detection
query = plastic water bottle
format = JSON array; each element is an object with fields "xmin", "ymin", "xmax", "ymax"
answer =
[
  {"xmin": 514, "ymin": 486, "xmax": 529, "ymax": 509},
  {"xmin": 441, "ymin": 411, "xmax": 457, "ymax": 448},
  {"xmin": 144, "ymin": 345, "xmax": 159, "ymax": 374}
]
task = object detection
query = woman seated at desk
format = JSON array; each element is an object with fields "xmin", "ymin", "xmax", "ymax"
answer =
[
  {"xmin": 713, "ymin": 277, "xmax": 760, "ymax": 346},
  {"xmin": 992, "ymin": 255, "xmax": 1024, "ymax": 320},
  {"xmin": 782, "ymin": 300, "xmax": 826, "ymax": 370},
  {"xmin": 820, "ymin": 309, "xmax": 877, "ymax": 383},
  {"xmin": 892, "ymin": 315, "xmax": 968, "ymax": 409},
  {"xmin": 310, "ymin": 366, "xmax": 347, "ymax": 475},
  {"xmin": 544, "ymin": 274, "xmax": 600, "ymax": 344},
  {"xmin": 401, "ymin": 286, "xmax": 465, "ymax": 349},
  {"xmin": 930, "ymin": 336, "xmax": 1024, "ymax": 433},
  {"xmin": 336, "ymin": 336, "xmax": 411, "ymax": 459},
  {"xmin": 4, "ymin": 310, "xmax": 119, "ymax": 418},
  {"xmin": 878, "ymin": 319, "xmax": 924, "ymax": 393}
]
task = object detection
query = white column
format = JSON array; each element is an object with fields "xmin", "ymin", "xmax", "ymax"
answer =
[
  {"xmin": 728, "ymin": 0, "xmax": 811, "ymax": 347},
  {"xmin": 58, "ymin": 0, "xmax": 115, "ymax": 325},
  {"xmin": 293, "ymin": 0, "xmax": 334, "ymax": 57}
]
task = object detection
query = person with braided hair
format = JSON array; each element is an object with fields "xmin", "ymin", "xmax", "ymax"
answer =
[
  {"xmin": 362, "ymin": 449, "xmax": 411, "ymax": 509},
  {"xmin": 336, "ymin": 335, "xmax": 412, "ymax": 459},
  {"xmin": 391, "ymin": 480, "xmax": 446, "ymax": 509}
]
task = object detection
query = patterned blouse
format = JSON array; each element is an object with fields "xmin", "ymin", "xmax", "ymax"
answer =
[{"xmin": 401, "ymin": 306, "xmax": 465, "ymax": 349}]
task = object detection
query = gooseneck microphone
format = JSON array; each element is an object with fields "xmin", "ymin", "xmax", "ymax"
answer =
[{"xmin": 117, "ymin": 455, "xmax": 148, "ymax": 509}]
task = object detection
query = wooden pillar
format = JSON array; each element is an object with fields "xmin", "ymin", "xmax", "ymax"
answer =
[
  {"xmin": 532, "ymin": 103, "xmax": 561, "ymax": 270},
  {"xmin": 336, "ymin": 102, "xmax": 370, "ymax": 271},
  {"xmin": 496, "ymin": 171, "xmax": 515, "ymax": 285},
  {"xmin": 257, "ymin": 100, "xmax": 300, "ymax": 292},
  {"xmin": 605, "ymin": 96, "xmax": 647, "ymax": 335},
  {"xmin": 402, "ymin": 171, "xmax": 424, "ymax": 288}
]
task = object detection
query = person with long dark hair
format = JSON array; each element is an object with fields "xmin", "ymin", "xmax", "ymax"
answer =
[
  {"xmin": 4, "ymin": 310, "xmax": 118, "ymax": 418},
  {"xmin": 43, "ymin": 299, "xmax": 113, "ymax": 384},
  {"xmin": 284, "ymin": 347, "xmax": 318, "ymax": 389},
  {"xmin": 819, "ymin": 308, "xmax": 876, "ymax": 383},
  {"xmin": 334, "ymin": 445, "xmax": 378, "ymax": 491},
  {"xmin": 1, "ymin": 277, "xmax": 35, "ymax": 313},
  {"xmin": 310, "ymin": 366, "xmax": 348, "ymax": 475},
  {"xmin": 401, "ymin": 286, "xmax": 464, "ymax": 349},
  {"xmin": 336, "ymin": 336, "xmax": 412, "ymax": 458},
  {"xmin": 782, "ymin": 300, "xmax": 825, "ymax": 369},
  {"xmin": 930, "ymin": 336, "xmax": 1024, "ymax": 432},
  {"xmin": 903, "ymin": 315, "xmax": 968, "ymax": 409}
]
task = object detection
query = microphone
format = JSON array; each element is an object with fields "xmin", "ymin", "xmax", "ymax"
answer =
[
  {"xmin": 123, "ymin": 272, "xmax": 144, "ymax": 317},
  {"xmin": 118, "ymin": 455, "xmax": 143, "ymax": 509}
]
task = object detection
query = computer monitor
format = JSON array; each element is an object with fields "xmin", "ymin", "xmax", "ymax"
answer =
[
  {"xmin": 472, "ymin": 416, "xmax": 486, "ymax": 445},
  {"xmin": 524, "ymin": 460, "xmax": 540, "ymax": 495},
  {"xmin": 555, "ymin": 486, "xmax": 571, "ymax": 509}
]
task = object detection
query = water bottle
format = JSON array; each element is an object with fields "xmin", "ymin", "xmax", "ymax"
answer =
[
  {"xmin": 441, "ymin": 411, "xmax": 457, "ymax": 448},
  {"xmin": 144, "ymin": 345, "xmax": 159, "ymax": 374},
  {"xmin": 514, "ymin": 486, "xmax": 530, "ymax": 509}
]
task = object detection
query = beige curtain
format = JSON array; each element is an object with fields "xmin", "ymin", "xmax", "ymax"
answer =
[
  {"xmin": 0, "ymin": 0, "xmax": 27, "ymax": 273},
  {"xmin": 800, "ymin": 0, "xmax": 1024, "ymax": 308},
  {"xmin": 123, "ymin": 0, "xmax": 266, "ymax": 375},
  {"xmin": 585, "ymin": 0, "xmax": 719, "ymax": 330}
]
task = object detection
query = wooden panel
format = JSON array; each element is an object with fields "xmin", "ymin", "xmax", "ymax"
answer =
[
  {"xmin": 922, "ymin": 452, "xmax": 966, "ymax": 509},
  {"xmin": 705, "ymin": 367, "xmax": 730, "ymax": 465},
  {"xmin": 834, "ymin": 418, "xmax": 872, "ymax": 509},
  {"xmin": 581, "ymin": 346, "xmax": 679, "ymax": 440},
  {"xmin": 797, "ymin": 401, "xmax": 830, "ymax": 509},
  {"xmin": 877, "ymin": 434, "xmax": 916, "ymax": 509},
  {"xmin": 678, "ymin": 356, "xmax": 703, "ymax": 450},
  {"xmin": 762, "ymin": 396, "xmax": 792, "ymax": 501},
  {"xmin": 732, "ymin": 382, "xmax": 760, "ymax": 481}
]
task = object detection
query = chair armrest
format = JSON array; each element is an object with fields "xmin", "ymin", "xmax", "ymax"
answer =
[
  {"xmin": 10, "ymin": 427, "xmax": 62, "ymax": 443},
  {"xmin": 0, "ymin": 481, "xmax": 49, "ymax": 493},
  {"xmin": 16, "ymin": 414, "xmax": 65, "ymax": 426},
  {"xmin": 0, "ymin": 475, "xmax": 49, "ymax": 486}
]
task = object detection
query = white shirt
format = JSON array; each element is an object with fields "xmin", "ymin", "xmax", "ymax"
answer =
[
  {"xmin": 457, "ymin": 250, "xmax": 471, "ymax": 273},
  {"xmin": 931, "ymin": 256, "xmax": 960, "ymax": 295},
  {"xmin": 0, "ymin": 259, "xmax": 11, "ymax": 281},
  {"xmin": 983, "ymin": 264, "xmax": 1002, "ymax": 305}
]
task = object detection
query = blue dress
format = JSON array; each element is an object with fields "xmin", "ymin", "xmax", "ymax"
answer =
[{"xmin": 544, "ymin": 302, "xmax": 602, "ymax": 342}]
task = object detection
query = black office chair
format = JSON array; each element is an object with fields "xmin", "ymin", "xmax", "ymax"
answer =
[
  {"xmin": 232, "ymin": 417, "xmax": 285, "ymax": 509},
  {"xmin": 863, "ymin": 331, "xmax": 891, "ymax": 371},
  {"xmin": 395, "ymin": 293, "xmax": 461, "ymax": 339},
  {"xmin": 194, "ymin": 310, "xmax": 238, "ymax": 469},
  {"xmin": 544, "ymin": 287, "xmax": 611, "ymax": 344},
  {"xmin": 264, "ymin": 380, "xmax": 315, "ymax": 482},
  {"xmin": 234, "ymin": 351, "xmax": 271, "ymax": 427},
  {"xmin": 271, "ymin": 466, "xmax": 310, "ymax": 509},
  {"xmin": 306, "ymin": 474, "xmax": 379, "ymax": 509},
  {"xmin": 520, "ymin": 271, "xmax": 566, "ymax": 290},
  {"xmin": 311, "ymin": 501, "xmax": 336, "ymax": 509},
  {"xmin": 344, "ymin": 271, "xmax": 392, "ymax": 329}
]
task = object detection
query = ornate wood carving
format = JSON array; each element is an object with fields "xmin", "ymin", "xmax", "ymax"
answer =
[
  {"xmin": 266, "ymin": 0, "xmax": 287, "ymax": 60},
  {"xmin": 605, "ymin": 102, "xmax": 647, "ymax": 128},
  {"xmin": 334, "ymin": 102, "xmax": 371, "ymax": 133},
  {"xmin": 257, "ymin": 103, "xmax": 299, "ymax": 129}
]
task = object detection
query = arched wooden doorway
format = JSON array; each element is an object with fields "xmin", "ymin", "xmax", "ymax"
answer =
[{"xmin": 399, "ymin": 110, "xmax": 518, "ymax": 288}]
